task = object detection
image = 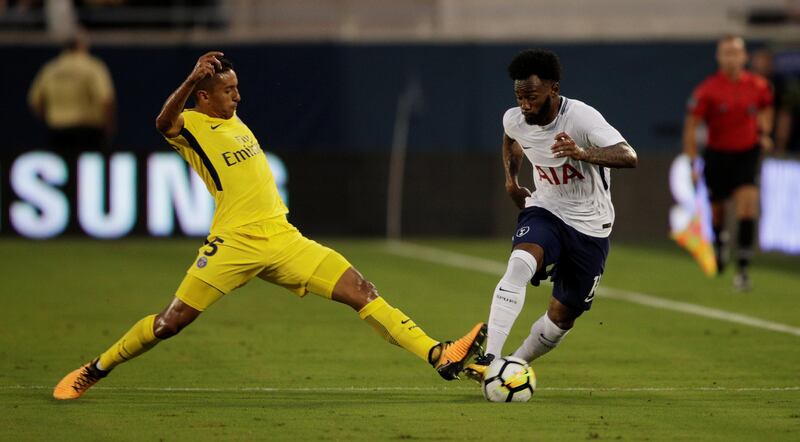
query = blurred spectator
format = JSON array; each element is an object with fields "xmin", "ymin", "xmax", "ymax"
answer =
[
  {"xmin": 0, "ymin": 0, "xmax": 44, "ymax": 30},
  {"xmin": 752, "ymin": 46, "xmax": 800, "ymax": 155},
  {"xmin": 0, "ymin": 0, "xmax": 41, "ymax": 13},
  {"xmin": 750, "ymin": 48, "xmax": 776, "ymax": 93},
  {"xmin": 747, "ymin": 0, "xmax": 800, "ymax": 25},
  {"xmin": 27, "ymin": 30, "xmax": 116, "ymax": 153},
  {"xmin": 750, "ymin": 47, "xmax": 787, "ymax": 143},
  {"xmin": 750, "ymin": 47, "xmax": 779, "ymax": 135},
  {"xmin": 775, "ymin": 75, "xmax": 800, "ymax": 154}
]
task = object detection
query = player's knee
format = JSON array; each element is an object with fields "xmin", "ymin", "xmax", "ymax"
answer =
[
  {"xmin": 153, "ymin": 315, "xmax": 185, "ymax": 339},
  {"xmin": 332, "ymin": 268, "xmax": 378, "ymax": 310},
  {"xmin": 504, "ymin": 249, "xmax": 538, "ymax": 286},
  {"xmin": 551, "ymin": 317, "xmax": 575, "ymax": 330},
  {"xmin": 547, "ymin": 301, "xmax": 581, "ymax": 330},
  {"xmin": 352, "ymin": 275, "xmax": 379, "ymax": 304}
]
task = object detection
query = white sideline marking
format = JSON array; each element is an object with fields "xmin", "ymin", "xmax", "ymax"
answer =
[
  {"xmin": 3, "ymin": 385, "xmax": 799, "ymax": 393},
  {"xmin": 384, "ymin": 241, "xmax": 800, "ymax": 338}
]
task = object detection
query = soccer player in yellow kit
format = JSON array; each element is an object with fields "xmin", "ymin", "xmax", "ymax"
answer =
[{"xmin": 53, "ymin": 51, "xmax": 486, "ymax": 400}]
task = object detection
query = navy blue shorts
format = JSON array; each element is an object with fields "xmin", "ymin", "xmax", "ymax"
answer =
[{"xmin": 511, "ymin": 207, "xmax": 610, "ymax": 312}]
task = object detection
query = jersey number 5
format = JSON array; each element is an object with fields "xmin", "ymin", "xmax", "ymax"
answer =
[{"xmin": 203, "ymin": 237, "xmax": 225, "ymax": 256}]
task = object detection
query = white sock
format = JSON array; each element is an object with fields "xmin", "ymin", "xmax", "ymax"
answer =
[
  {"xmin": 512, "ymin": 312, "xmax": 569, "ymax": 362},
  {"xmin": 485, "ymin": 250, "xmax": 537, "ymax": 358}
]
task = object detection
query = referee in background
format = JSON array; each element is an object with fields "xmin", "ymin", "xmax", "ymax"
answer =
[{"xmin": 683, "ymin": 35, "xmax": 774, "ymax": 292}]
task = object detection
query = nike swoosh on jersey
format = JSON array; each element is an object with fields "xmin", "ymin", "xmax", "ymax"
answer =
[
  {"xmin": 211, "ymin": 123, "xmax": 222, "ymax": 130},
  {"xmin": 498, "ymin": 286, "xmax": 518, "ymax": 293}
]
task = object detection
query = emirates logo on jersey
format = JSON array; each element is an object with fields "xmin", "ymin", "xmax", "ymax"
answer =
[{"xmin": 535, "ymin": 164, "xmax": 585, "ymax": 185}]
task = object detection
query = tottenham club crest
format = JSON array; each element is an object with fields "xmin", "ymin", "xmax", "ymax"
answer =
[
  {"xmin": 196, "ymin": 257, "xmax": 208, "ymax": 268},
  {"xmin": 516, "ymin": 226, "xmax": 530, "ymax": 238}
]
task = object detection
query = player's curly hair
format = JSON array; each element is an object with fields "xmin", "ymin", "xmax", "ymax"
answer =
[{"xmin": 507, "ymin": 49, "xmax": 561, "ymax": 82}]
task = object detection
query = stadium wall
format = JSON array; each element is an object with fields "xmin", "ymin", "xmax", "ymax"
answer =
[
  {"xmin": 3, "ymin": 41, "xmax": 721, "ymax": 152},
  {"xmin": 0, "ymin": 41, "xmax": 739, "ymax": 241}
]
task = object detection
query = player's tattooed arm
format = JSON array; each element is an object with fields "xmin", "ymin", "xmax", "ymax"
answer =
[
  {"xmin": 551, "ymin": 132, "xmax": 638, "ymax": 168},
  {"xmin": 503, "ymin": 133, "xmax": 532, "ymax": 209},
  {"xmin": 579, "ymin": 142, "xmax": 638, "ymax": 168},
  {"xmin": 156, "ymin": 51, "xmax": 224, "ymax": 138}
]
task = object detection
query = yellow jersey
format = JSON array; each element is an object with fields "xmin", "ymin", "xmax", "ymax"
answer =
[{"xmin": 165, "ymin": 109, "xmax": 288, "ymax": 233}]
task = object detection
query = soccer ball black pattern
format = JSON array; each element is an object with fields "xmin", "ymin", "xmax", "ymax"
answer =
[{"xmin": 482, "ymin": 356, "xmax": 536, "ymax": 402}]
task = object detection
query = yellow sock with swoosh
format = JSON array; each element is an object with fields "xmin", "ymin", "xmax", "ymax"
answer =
[
  {"xmin": 97, "ymin": 314, "xmax": 161, "ymax": 371},
  {"xmin": 358, "ymin": 297, "xmax": 438, "ymax": 362}
]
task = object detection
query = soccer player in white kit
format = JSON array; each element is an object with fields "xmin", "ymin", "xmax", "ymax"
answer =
[{"xmin": 466, "ymin": 49, "xmax": 638, "ymax": 377}]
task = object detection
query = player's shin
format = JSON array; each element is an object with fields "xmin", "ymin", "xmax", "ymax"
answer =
[
  {"xmin": 97, "ymin": 314, "xmax": 162, "ymax": 371},
  {"xmin": 486, "ymin": 250, "xmax": 536, "ymax": 358},
  {"xmin": 358, "ymin": 297, "xmax": 438, "ymax": 362},
  {"xmin": 512, "ymin": 312, "xmax": 569, "ymax": 362}
]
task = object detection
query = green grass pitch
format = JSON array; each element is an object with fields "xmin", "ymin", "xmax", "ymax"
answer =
[{"xmin": 1, "ymin": 238, "xmax": 798, "ymax": 441}]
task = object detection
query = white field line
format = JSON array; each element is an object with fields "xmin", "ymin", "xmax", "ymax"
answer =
[
  {"xmin": 3, "ymin": 385, "xmax": 799, "ymax": 393},
  {"xmin": 383, "ymin": 241, "xmax": 800, "ymax": 338}
]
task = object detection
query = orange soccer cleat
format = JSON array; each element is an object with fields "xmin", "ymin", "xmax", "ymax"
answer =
[
  {"xmin": 433, "ymin": 322, "xmax": 487, "ymax": 380},
  {"xmin": 53, "ymin": 360, "xmax": 108, "ymax": 400}
]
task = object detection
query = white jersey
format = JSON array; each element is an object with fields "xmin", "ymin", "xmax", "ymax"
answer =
[{"xmin": 503, "ymin": 97, "xmax": 626, "ymax": 238}]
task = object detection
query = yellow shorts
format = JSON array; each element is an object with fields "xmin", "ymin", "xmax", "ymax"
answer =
[{"xmin": 175, "ymin": 216, "xmax": 351, "ymax": 311}]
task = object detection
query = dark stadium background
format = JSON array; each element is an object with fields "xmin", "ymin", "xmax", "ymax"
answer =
[{"xmin": 1, "ymin": 42, "xmax": 724, "ymax": 239}]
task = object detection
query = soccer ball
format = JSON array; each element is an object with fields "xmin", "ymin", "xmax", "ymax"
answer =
[{"xmin": 482, "ymin": 356, "xmax": 536, "ymax": 402}]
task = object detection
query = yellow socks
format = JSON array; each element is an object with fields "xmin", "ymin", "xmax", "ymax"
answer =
[
  {"xmin": 97, "ymin": 314, "xmax": 161, "ymax": 371},
  {"xmin": 358, "ymin": 297, "xmax": 439, "ymax": 362},
  {"xmin": 96, "ymin": 300, "xmax": 438, "ymax": 372}
]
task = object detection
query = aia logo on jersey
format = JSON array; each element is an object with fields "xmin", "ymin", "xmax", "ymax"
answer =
[{"xmin": 535, "ymin": 164, "xmax": 585, "ymax": 185}]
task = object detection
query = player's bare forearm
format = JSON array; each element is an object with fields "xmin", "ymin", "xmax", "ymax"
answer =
[
  {"xmin": 502, "ymin": 133, "xmax": 531, "ymax": 208},
  {"xmin": 579, "ymin": 142, "xmax": 638, "ymax": 168},
  {"xmin": 503, "ymin": 134, "xmax": 524, "ymax": 188},
  {"xmin": 551, "ymin": 132, "xmax": 638, "ymax": 168},
  {"xmin": 156, "ymin": 51, "xmax": 224, "ymax": 138},
  {"xmin": 155, "ymin": 81, "xmax": 194, "ymax": 137}
]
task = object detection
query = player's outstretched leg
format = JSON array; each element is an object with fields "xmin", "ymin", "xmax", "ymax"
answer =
[
  {"xmin": 332, "ymin": 266, "xmax": 486, "ymax": 380},
  {"xmin": 357, "ymin": 295, "xmax": 487, "ymax": 381},
  {"xmin": 53, "ymin": 314, "xmax": 162, "ymax": 400},
  {"xmin": 53, "ymin": 284, "xmax": 209, "ymax": 400}
]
